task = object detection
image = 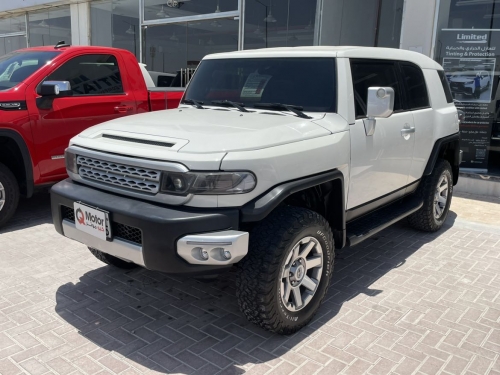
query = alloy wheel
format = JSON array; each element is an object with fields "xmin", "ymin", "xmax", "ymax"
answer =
[
  {"xmin": 280, "ymin": 236, "xmax": 323, "ymax": 312},
  {"xmin": 0, "ymin": 182, "xmax": 4, "ymax": 212},
  {"xmin": 434, "ymin": 174, "xmax": 449, "ymax": 219}
]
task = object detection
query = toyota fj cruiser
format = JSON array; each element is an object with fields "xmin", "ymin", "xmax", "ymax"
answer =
[{"xmin": 51, "ymin": 47, "xmax": 461, "ymax": 334}]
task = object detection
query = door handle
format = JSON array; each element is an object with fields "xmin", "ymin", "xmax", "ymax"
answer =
[
  {"xmin": 401, "ymin": 127, "xmax": 415, "ymax": 134},
  {"xmin": 114, "ymin": 105, "xmax": 133, "ymax": 113}
]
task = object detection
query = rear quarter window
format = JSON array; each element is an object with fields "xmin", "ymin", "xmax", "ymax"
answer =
[{"xmin": 437, "ymin": 70, "xmax": 454, "ymax": 103}]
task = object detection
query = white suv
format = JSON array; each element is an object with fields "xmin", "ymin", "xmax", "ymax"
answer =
[{"xmin": 51, "ymin": 47, "xmax": 461, "ymax": 334}]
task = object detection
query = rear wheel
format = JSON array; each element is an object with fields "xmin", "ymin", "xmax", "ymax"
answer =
[
  {"xmin": 236, "ymin": 206, "xmax": 335, "ymax": 334},
  {"xmin": 408, "ymin": 159, "xmax": 453, "ymax": 232},
  {"xmin": 88, "ymin": 247, "xmax": 138, "ymax": 269},
  {"xmin": 0, "ymin": 163, "xmax": 20, "ymax": 229}
]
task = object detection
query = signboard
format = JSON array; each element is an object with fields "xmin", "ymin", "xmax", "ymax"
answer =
[{"xmin": 438, "ymin": 29, "xmax": 499, "ymax": 173}]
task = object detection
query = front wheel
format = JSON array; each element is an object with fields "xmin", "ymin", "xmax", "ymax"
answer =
[
  {"xmin": 0, "ymin": 163, "xmax": 20, "ymax": 229},
  {"xmin": 408, "ymin": 159, "xmax": 453, "ymax": 232},
  {"xmin": 236, "ymin": 206, "xmax": 335, "ymax": 334}
]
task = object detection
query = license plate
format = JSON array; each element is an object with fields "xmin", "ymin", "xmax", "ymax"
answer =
[{"xmin": 74, "ymin": 202, "xmax": 112, "ymax": 241}]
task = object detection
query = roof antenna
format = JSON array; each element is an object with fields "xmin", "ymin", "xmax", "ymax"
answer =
[{"xmin": 55, "ymin": 40, "xmax": 70, "ymax": 49}]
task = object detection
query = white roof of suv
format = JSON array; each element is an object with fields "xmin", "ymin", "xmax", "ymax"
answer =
[{"xmin": 204, "ymin": 46, "xmax": 442, "ymax": 70}]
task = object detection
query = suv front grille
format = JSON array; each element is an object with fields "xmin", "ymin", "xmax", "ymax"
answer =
[
  {"xmin": 61, "ymin": 205, "xmax": 143, "ymax": 245},
  {"xmin": 77, "ymin": 156, "xmax": 161, "ymax": 194}
]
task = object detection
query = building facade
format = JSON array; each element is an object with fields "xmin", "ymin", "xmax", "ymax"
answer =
[{"xmin": 1, "ymin": 0, "xmax": 500, "ymax": 191}]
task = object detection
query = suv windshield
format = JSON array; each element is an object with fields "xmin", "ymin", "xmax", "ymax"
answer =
[
  {"xmin": 0, "ymin": 51, "xmax": 59, "ymax": 91},
  {"xmin": 183, "ymin": 58, "xmax": 336, "ymax": 113}
]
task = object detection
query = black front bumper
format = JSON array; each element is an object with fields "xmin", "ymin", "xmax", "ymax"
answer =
[{"xmin": 51, "ymin": 179, "xmax": 240, "ymax": 274}]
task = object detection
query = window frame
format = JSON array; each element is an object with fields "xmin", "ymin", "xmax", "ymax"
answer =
[{"xmin": 40, "ymin": 53, "xmax": 126, "ymax": 97}]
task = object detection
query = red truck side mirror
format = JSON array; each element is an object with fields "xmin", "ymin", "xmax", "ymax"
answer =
[{"xmin": 37, "ymin": 81, "xmax": 73, "ymax": 97}]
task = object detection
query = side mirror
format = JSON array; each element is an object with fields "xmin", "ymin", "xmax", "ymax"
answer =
[
  {"xmin": 364, "ymin": 87, "xmax": 395, "ymax": 136},
  {"xmin": 38, "ymin": 81, "xmax": 72, "ymax": 97}
]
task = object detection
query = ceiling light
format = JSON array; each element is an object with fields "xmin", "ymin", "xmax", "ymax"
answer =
[
  {"xmin": 264, "ymin": 0, "xmax": 277, "ymax": 23},
  {"xmin": 211, "ymin": 20, "xmax": 222, "ymax": 27},
  {"xmin": 215, "ymin": 0, "xmax": 221, "ymax": 13},
  {"xmin": 125, "ymin": 25, "xmax": 135, "ymax": 34},
  {"xmin": 38, "ymin": 19, "xmax": 49, "ymax": 27},
  {"xmin": 170, "ymin": 32, "xmax": 178, "ymax": 41},
  {"xmin": 156, "ymin": 5, "xmax": 170, "ymax": 18}
]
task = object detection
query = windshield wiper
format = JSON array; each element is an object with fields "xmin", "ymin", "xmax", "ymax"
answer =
[
  {"xmin": 211, "ymin": 100, "xmax": 249, "ymax": 113},
  {"xmin": 182, "ymin": 98, "xmax": 205, "ymax": 109},
  {"xmin": 254, "ymin": 103, "xmax": 312, "ymax": 119}
]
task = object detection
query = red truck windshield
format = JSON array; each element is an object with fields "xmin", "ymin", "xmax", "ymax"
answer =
[
  {"xmin": 0, "ymin": 51, "xmax": 59, "ymax": 91},
  {"xmin": 183, "ymin": 58, "xmax": 337, "ymax": 113}
]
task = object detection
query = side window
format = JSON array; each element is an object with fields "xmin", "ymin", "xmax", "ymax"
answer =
[
  {"xmin": 400, "ymin": 62, "xmax": 430, "ymax": 110},
  {"xmin": 350, "ymin": 59, "xmax": 403, "ymax": 118},
  {"xmin": 437, "ymin": 70, "xmax": 454, "ymax": 103},
  {"xmin": 45, "ymin": 54, "xmax": 123, "ymax": 96}
]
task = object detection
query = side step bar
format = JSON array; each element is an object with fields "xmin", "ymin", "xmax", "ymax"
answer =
[{"xmin": 346, "ymin": 197, "xmax": 423, "ymax": 247}]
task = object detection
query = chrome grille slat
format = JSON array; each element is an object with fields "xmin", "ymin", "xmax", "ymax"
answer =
[{"xmin": 77, "ymin": 156, "xmax": 161, "ymax": 194}]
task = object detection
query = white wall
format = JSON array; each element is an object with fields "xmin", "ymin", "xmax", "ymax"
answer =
[
  {"xmin": 399, "ymin": 0, "xmax": 439, "ymax": 57},
  {"xmin": 70, "ymin": 2, "xmax": 90, "ymax": 46}
]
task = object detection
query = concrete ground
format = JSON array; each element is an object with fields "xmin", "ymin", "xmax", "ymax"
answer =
[{"xmin": 0, "ymin": 190, "xmax": 499, "ymax": 375}]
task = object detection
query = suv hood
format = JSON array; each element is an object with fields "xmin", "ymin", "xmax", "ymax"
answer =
[{"xmin": 75, "ymin": 107, "xmax": 335, "ymax": 154}]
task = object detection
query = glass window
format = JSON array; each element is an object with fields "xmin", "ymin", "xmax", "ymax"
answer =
[
  {"xmin": 437, "ymin": 70, "xmax": 454, "ymax": 104},
  {"xmin": 244, "ymin": 0, "xmax": 317, "ymax": 49},
  {"xmin": 28, "ymin": 6, "xmax": 71, "ymax": 47},
  {"xmin": 0, "ymin": 15, "xmax": 26, "ymax": 34},
  {"xmin": 0, "ymin": 35, "xmax": 27, "ymax": 56},
  {"xmin": 400, "ymin": 63, "xmax": 430, "ymax": 109},
  {"xmin": 0, "ymin": 51, "xmax": 58, "ymax": 91},
  {"xmin": 45, "ymin": 54, "xmax": 123, "ymax": 96},
  {"xmin": 90, "ymin": 0, "xmax": 140, "ymax": 60},
  {"xmin": 143, "ymin": 18, "xmax": 239, "ymax": 87},
  {"xmin": 144, "ymin": 0, "xmax": 238, "ymax": 21},
  {"xmin": 350, "ymin": 59, "xmax": 403, "ymax": 118},
  {"xmin": 184, "ymin": 58, "xmax": 336, "ymax": 112}
]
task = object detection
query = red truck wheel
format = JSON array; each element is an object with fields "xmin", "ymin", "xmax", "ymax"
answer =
[{"xmin": 0, "ymin": 163, "xmax": 20, "ymax": 229}]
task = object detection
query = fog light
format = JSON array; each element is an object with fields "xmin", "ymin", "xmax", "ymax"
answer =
[
  {"xmin": 196, "ymin": 247, "xmax": 209, "ymax": 260},
  {"xmin": 222, "ymin": 249, "xmax": 232, "ymax": 260}
]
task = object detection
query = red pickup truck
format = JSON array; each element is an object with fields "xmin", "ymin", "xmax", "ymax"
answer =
[{"xmin": 0, "ymin": 43, "xmax": 183, "ymax": 228}]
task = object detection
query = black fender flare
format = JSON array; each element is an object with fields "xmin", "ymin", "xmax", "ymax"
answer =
[
  {"xmin": 423, "ymin": 132, "xmax": 461, "ymax": 185},
  {"xmin": 240, "ymin": 169, "xmax": 346, "ymax": 248},
  {"xmin": 0, "ymin": 129, "xmax": 34, "ymax": 197}
]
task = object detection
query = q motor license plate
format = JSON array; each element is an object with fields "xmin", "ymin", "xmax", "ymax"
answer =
[{"xmin": 74, "ymin": 202, "xmax": 111, "ymax": 241}]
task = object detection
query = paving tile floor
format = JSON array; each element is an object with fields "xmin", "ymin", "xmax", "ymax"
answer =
[{"xmin": 0, "ymin": 190, "xmax": 499, "ymax": 375}]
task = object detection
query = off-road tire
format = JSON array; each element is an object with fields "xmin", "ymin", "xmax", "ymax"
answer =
[
  {"xmin": 0, "ymin": 163, "xmax": 20, "ymax": 229},
  {"xmin": 88, "ymin": 247, "xmax": 138, "ymax": 269},
  {"xmin": 408, "ymin": 159, "xmax": 453, "ymax": 232},
  {"xmin": 236, "ymin": 206, "xmax": 335, "ymax": 334}
]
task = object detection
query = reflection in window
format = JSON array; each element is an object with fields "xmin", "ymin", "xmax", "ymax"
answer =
[
  {"xmin": 143, "ymin": 0, "xmax": 238, "ymax": 21},
  {"xmin": 90, "ymin": 0, "xmax": 140, "ymax": 60},
  {"xmin": 0, "ymin": 15, "xmax": 27, "ymax": 55},
  {"xmin": 45, "ymin": 54, "xmax": 123, "ymax": 96},
  {"xmin": 143, "ymin": 18, "xmax": 239, "ymax": 87},
  {"xmin": 244, "ymin": 0, "xmax": 317, "ymax": 49},
  {"xmin": 28, "ymin": 6, "xmax": 71, "ymax": 47},
  {"xmin": 0, "ymin": 15, "xmax": 26, "ymax": 34}
]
